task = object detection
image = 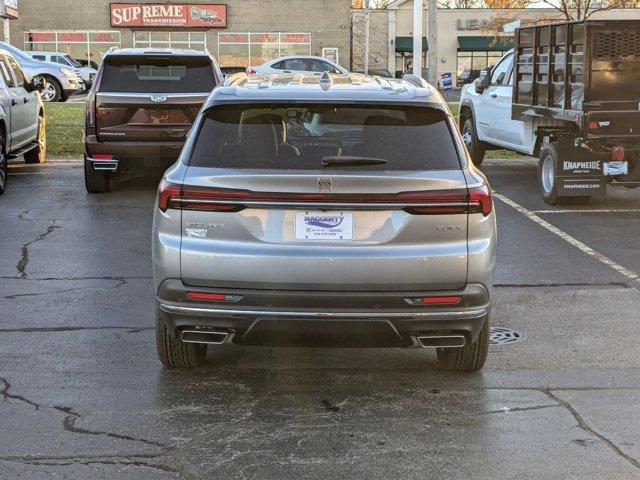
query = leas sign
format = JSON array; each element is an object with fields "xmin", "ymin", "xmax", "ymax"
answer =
[{"xmin": 110, "ymin": 3, "xmax": 227, "ymax": 28}]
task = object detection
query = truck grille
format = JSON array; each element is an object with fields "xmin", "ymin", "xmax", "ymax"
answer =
[{"xmin": 594, "ymin": 30, "xmax": 640, "ymax": 59}]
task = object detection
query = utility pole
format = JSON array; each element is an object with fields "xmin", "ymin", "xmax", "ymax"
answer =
[
  {"xmin": 427, "ymin": 0, "xmax": 438, "ymax": 87},
  {"xmin": 364, "ymin": 0, "xmax": 370, "ymax": 75},
  {"xmin": 412, "ymin": 0, "xmax": 422, "ymax": 77},
  {"xmin": 3, "ymin": 19, "xmax": 9, "ymax": 44}
]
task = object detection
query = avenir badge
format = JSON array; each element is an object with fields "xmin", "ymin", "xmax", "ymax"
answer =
[{"xmin": 150, "ymin": 94, "xmax": 168, "ymax": 103}]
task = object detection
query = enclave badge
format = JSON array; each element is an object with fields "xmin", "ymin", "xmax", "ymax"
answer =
[
  {"xmin": 317, "ymin": 177, "xmax": 333, "ymax": 192},
  {"xmin": 150, "ymin": 94, "xmax": 168, "ymax": 103}
]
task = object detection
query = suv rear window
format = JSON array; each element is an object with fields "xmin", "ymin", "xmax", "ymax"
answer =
[
  {"xmin": 190, "ymin": 104, "xmax": 461, "ymax": 171},
  {"xmin": 99, "ymin": 55, "xmax": 215, "ymax": 93}
]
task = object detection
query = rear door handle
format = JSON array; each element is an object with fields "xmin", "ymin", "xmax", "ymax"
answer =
[
  {"xmin": 23, "ymin": 97, "xmax": 28, "ymax": 103},
  {"xmin": 490, "ymin": 93, "xmax": 498, "ymax": 98},
  {"xmin": 11, "ymin": 99, "xmax": 17, "ymax": 106}
]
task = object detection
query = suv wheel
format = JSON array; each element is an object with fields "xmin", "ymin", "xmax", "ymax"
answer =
[
  {"xmin": 24, "ymin": 114, "xmax": 47, "ymax": 164},
  {"xmin": 0, "ymin": 134, "xmax": 6, "ymax": 195},
  {"xmin": 461, "ymin": 117, "xmax": 485, "ymax": 166},
  {"xmin": 156, "ymin": 302, "xmax": 208, "ymax": 369},
  {"xmin": 84, "ymin": 159, "xmax": 110, "ymax": 193},
  {"xmin": 41, "ymin": 76, "xmax": 62, "ymax": 102},
  {"xmin": 436, "ymin": 315, "xmax": 489, "ymax": 372},
  {"xmin": 538, "ymin": 143, "xmax": 590, "ymax": 206}
]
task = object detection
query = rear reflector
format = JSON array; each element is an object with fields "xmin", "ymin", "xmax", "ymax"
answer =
[
  {"xmin": 157, "ymin": 182, "xmax": 493, "ymax": 216},
  {"xmin": 588, "ymin": 120, "xmax": 599, "ymax": 130},
  {"xmin": 92, "ymin": 154, "xmax": 114, "ymax": 160},
  {"xmin": 611, "ymin": 145, "xmax": 625, "ymax": 161},
  {"xmin": 186, "ymin": 291, "xmax": 226, "ymax": 302},
  {"xmin": 416, "ymin": 296, "xmax": 462, "ymax": 305}
]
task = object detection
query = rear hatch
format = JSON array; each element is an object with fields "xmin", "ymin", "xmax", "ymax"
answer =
[
  {"xmin": 170, "ymin": 103, "xmax": 486, "ymax": 291},
  {"xmin": 95, "ymin": 54, "xmax": 216, "ymax": 144}
]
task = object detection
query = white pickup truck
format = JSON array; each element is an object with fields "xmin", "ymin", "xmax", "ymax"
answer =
[{"xmin": 459, "ymin": 20, "xmax": 640, "ymax": 205}]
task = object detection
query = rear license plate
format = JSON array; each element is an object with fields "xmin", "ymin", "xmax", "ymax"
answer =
[
  {"xmin": 295, "ymin": 211, "xmax": 353, "ymax": 240},
  {"xmin": 603, "ymin": 161, "xmax": 628, "ymax": 176}
]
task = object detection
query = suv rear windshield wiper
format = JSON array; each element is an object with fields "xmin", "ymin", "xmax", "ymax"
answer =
[{"xmin": 322, "ymin": 156, "xmax": 388, "ymax": 167}]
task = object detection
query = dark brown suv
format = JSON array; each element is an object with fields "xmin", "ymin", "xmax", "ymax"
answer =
[{"xmin": 84, "ymin": 48, "xmax": 222, "ymax": 193}]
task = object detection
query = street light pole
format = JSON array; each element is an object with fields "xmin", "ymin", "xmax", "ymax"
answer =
[
  {"xmin": 364, "ymin": 0, "xmax": 370, "ymax": 75},
  {"xmin": 412, "ymin": 0, "xmax": 422, "ymax": 77},
  {"xmin": 427, "ymin": 0, "xmax": 438, "ymax": 87}
]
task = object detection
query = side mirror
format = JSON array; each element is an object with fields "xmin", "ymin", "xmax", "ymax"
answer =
[
  {"xmin": 474, "ymin": 68, "xmax": 492, "ymax": 94},
  {"xmin": 27, "ymin": 75, "xmax": 46, "ymax": 93}
]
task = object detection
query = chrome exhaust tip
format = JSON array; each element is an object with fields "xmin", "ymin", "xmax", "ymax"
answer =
[
  {"xmin": 416, "ymin": 334, "xmax": 466, "ymax": 348},
  {"xmin": 181, "ymin": 329, "xmax": 229, "ymax": 345}
]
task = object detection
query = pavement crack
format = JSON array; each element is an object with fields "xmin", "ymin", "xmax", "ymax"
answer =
[
  {"xmin": 56, "ymin": 405, "xmax": 170, "ymax": 449},
  {"xmin": 15, "ymin": 220, "xmax": 60, "ymax": 279},
  {"xmin": 0, "ymin": 377, "xmax": 41, "ymax": 410},
  {"xmin": 541, "ymin": 389, "xmax": 640, "ymax": 470},
  {"xmin": 478, "ymin": 404, "xmax": 560, "ymax": 416}
]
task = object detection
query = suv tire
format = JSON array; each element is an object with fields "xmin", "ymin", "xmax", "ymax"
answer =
[
  {"xmin": 84, "ymin": 159, "xmax": 110, "ymax": 193},
  {"xmin": 0, "ymin": 134, "xmax": 6, "ymax": 195},
  {"xmin": 538, "ymin": 143, "xmax": 590, "ymax": 206},
  {"xmin": 41, "ymin": 76, "xmax": 62, "ymax": 103},
  {"xmin": 156, "ymin": 302, "xmax": 208, "ymax": 368},
  {"xmin": 436, "ymin": 315, "xmax": 489, "ymax": 372},
  {"xmin": 24, "ymin": 114, "xmax": 46, "ymax": 164},
  {"xmin": 461, "ymin": 116, "xmax": 485, "ymax": 166}
]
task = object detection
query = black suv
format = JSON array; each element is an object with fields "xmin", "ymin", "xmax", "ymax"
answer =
[{"xmin": 84, "ymin": 48, "xmax": 222, "ymax": 193}]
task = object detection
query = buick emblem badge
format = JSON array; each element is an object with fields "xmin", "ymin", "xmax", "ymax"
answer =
[
  {"xmin": 150, "ymin": 94, "xmax": 168, "ymax": 103},
  {"xmin": 317, "ymin": 177, "xmax": 333, "ymax": 192}
]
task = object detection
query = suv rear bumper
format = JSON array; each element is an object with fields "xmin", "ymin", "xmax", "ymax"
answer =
[
  {"xmin": 85, "ymin": 135, "xmax": 184, "ymax": 171},
  {"xmin": 157, "ymin": 280, "xmax": 490, "ymax": 348}
]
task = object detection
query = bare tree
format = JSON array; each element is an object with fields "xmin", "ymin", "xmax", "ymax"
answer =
[
  {"xmin": 438, "ymin": 0, "xmax": 483, "ymax": 8},
  {"xmin": 539, "ymin": 0, "xmax": 640, "ymax": 20},
  {"xmin": 351, "ymin": 0, "xmax": 392, "ymax": 8}
]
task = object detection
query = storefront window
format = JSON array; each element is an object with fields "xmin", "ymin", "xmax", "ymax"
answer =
[
  {"xmin": 24, "ymin": 31, "xmax": 121, "ymax": 65},
  {"xmin": 456, "ymin": 50, "xmax": 510, "ymax": 86},
  {"xmin": 218, "ymin": 32, "xmax": 311, "ymax": 68},
  {"xmin": 133, "ymin": 31, "xmax": 206, "ymax": 51}
]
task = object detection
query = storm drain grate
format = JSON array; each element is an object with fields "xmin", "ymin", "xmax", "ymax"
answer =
[{"xmin": 490, "ymin": 327, "xmax": 527, "ymax": 346}]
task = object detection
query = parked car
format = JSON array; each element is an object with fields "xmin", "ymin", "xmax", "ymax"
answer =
[
  {"xmin": 0, "ymin": 49, "xmax": 47, "ymax": 194},
  {"xmin": 75, "ymin": 58, "xmax": 99, "ymax": 70},
  {"xmin": 84, "ymin": 48, "xmax": 223, "ymax": 193},
  {"xmin": 0, "ymin": 42, "xmax": 82, "ymax": 102},
  {"xmin": 30, "ymin": 51, "xmax": 97, "ymax": 90},
  {"xmin": 459, "ymin": 19, "xmax": 640, "ymax": 204},
  {"xmin": 152, "ymin": 72, "xmax": 496, "ymax": 371},
  {"xmin": 248, "ymin": 55, "xmax": 348, "ymax": 75},
  {"xmin": 353, "ymin": 68, "xmax": 394, "ymax": 78}
]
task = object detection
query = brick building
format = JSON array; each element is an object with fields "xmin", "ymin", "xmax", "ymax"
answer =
[{"xmin": 8, "ymin": 0, "xmax": 352, "ymax": 70}]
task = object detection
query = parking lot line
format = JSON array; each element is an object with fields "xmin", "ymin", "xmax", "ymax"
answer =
[
  {"xmin": 533, "ymin": 209, "xmax": 640, "ymax": 214},
  {"xmin": 494, "ymin": 192, "xmax": 640, "ymax": 282}
]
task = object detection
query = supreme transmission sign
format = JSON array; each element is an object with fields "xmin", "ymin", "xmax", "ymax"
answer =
[{"xmin": 110, "ymin": 3, "xmax": 227, "ymax": 28}]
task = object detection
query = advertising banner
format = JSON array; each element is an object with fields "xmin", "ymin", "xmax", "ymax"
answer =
[
  {"xmin": 441, "ymin": 72, "xmax": 453, "ymax": 90},
  {"xmin": 110, "ymin": 3, "xmax": 227, "ymax": 28}
]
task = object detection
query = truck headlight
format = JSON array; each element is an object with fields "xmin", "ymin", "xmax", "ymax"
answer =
[{"xmin": 60, "ymin": 67, "xmax": 75, "ymax": 77}]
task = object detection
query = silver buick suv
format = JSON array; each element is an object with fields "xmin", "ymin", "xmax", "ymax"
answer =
[{"xmin": 152, "ymin": 72, "xmax": 496, "ymax": 371}]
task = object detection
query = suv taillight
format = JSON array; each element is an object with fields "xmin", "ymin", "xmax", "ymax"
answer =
[
  {"xmin": 158, "ymin": 182, "xmax": 493, "ymax": 217},
  {"xmin": 85, "ymin": 91, "xmax": 96, "ymax": 127},
  {"xmin": 468, "ymin": 185, "xmax": 493, "ymax": 216}
]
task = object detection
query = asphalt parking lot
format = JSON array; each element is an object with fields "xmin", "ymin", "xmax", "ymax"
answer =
[{"xmin": 1, "ymin": 157, "xmax": 639, "ymax": 479}]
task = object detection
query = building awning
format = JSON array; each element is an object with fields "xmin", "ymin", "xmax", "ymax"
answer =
[
  {"xmin": 395, "ymin": 36, "xmax": 428, "ymax": 53},
  {"xmin": 457, "ymin": 36, "xmax": 514, "ymax": 51}
]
